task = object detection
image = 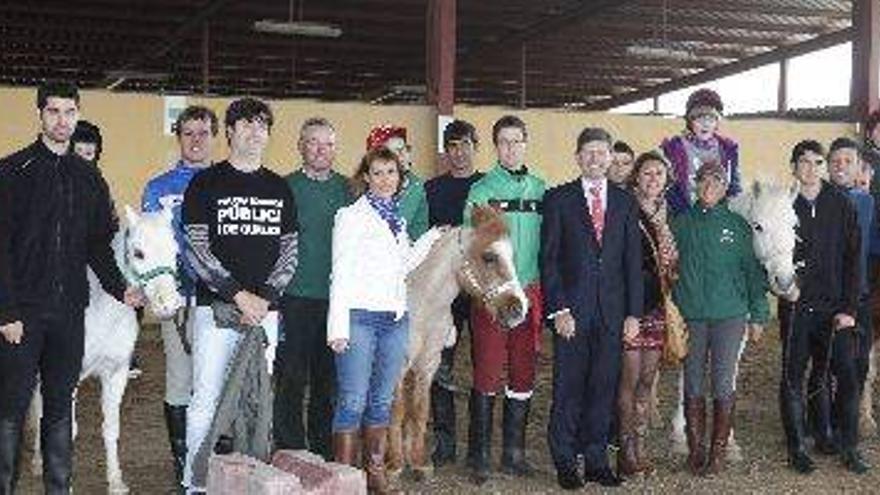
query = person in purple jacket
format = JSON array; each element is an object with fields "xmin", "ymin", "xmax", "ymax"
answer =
[
  {"xmin": 141, "ymin": 105, "xmax": 218, "ymax": 486},
  {"xmin": 660, "ymin": 88, "xmax": 741, "ymax": 216}
]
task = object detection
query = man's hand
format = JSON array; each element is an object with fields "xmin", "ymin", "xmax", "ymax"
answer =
[
  {"xmin": 833, "ymin": 313, "xmax": 856, "ymax": 331},
  {"xmin": 554, "ymin": 311, "xmax": 576, "ymax": 340},
  {"xmin": 123, "ymin": 286, "xmax": 145, "ymax": 308},
  {"xmin": 747, "ymin": 323, "xmax": 764, "ymax": 344},
  {"xmin": 623, "ymin": 316, "xmax": 640, "ymax": 345},
  {"xmin": 233, "ymin": 290, "xmax": 269, "ymax": 327},
  {"xmin": 329, "ymin": 338, "xmax": 349, "ymax": 354},
  {"xmin": 0, "ymin": 321, "xmax": 23, "ymax": 345}
]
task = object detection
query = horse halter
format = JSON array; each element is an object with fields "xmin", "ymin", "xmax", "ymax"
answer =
[
  {"xmin": 457, "ymin": 227, "xmax": 520, "ymax": 305},
  {"xmin": 122, "ymin": 228, "xmax": 179, "ymax": 288}
]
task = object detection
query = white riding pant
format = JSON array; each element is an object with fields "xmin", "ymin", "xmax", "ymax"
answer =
[{"xmin": 182, "ymin": 306, "xmax": 278, "ymax": 491}]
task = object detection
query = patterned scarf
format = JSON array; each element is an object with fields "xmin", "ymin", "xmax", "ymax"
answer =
[
  {"xmin": 366, "ymin": 191, "xmax": 404, "ymax": 236},
  {"xmin": 637, "ymin": 195, "xmax": 679, "ymax": 284}
]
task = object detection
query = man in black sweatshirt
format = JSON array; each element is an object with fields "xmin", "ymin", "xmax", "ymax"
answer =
[
  {"xmin": 779, "ymin": 139, "xmax": 868, "ymax": 475},
  {"xmin": 0, "ymin": 82, "xmax": 141, "ymax": 494},
  {"xmin": 180, "ymin": 98, "xmax": 298, "ymax": 493}
]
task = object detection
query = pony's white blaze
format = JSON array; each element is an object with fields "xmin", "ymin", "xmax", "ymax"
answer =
[{"xmin": 490, "ymin": 239, "xmax": 528, "ymax": 327}]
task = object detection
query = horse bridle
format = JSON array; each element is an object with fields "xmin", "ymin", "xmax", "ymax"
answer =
[
  {"xmin": 457, "ymin": 227, "xmax": 520, "ymax": 305},
  {"xmin": 122, "ymin": 228, "xmax": 180, "ymax": 288}
]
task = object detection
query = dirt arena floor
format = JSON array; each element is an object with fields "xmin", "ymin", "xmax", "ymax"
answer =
[{"xmin": 16, "ymin": 322, "xmax": 880, "ymax": 494}]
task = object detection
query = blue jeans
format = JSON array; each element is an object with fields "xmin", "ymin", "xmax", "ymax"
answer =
[{"xmin": 333, "ymin": 310, "xmax": 409, "ymax": 432}]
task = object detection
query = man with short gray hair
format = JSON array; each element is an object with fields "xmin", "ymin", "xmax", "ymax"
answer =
[{"xmin": 274, "ymin": 117, "xmax": 351, "ymax": 460}]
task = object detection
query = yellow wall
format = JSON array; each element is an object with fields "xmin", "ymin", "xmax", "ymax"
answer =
[{"xmin": 1, "ymin": 86, "xmax": 856, "ymax": 210}]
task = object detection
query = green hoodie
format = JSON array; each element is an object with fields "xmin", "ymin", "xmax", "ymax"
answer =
[
  {"xmin": 399, "ymin": 170, "xmax": 429, "ymax": 240},
  {"xmin": 464, "ymin": 163, "xmax": 546, "ymax": 285},
  {"xmin": 671, "ymin": 201, "xmax": 769, "ymax": 324}
]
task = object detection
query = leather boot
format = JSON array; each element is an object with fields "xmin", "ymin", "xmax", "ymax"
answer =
[
  {"xmin": 807, "ymin": 376, "xmax": 837, "ymax": 455},
  {"xmin": 163, "ymin": 403, "xmax": 187, "ymax": 485},
  {"xmin": 501, "ymin": 397, "xmax": 534, "ymax": 477},
  {"xmin": 363, "ymin": 426, "xmax": 397, "ymax": 494},
  {"xmin": 780, "ymin": 387, "xmax": 815, "ymax": 474},
  {"xmin": 333, "ymin": 430, "xmax": 359, "ymax": 466},
  {"xmin": 0, "ymin": 418, "xmax": 23, "ymax": 495},
  {"xmin": 706, "ymin": 395, "xmax": 734, "ymax": 475},
  {"xmin": 430, "ymin": 381, "xmax": 457, "ymax": 467},
  {"xmin": 41, "ymin": 416, "xmax": 73, "ymax": 495},
  {"xmin": 465, "ymin": 390, "xmax": 493, "ymax": 485},
  {"xmin": 684, "ymin": 396, "xmax": 706, "ymax": 475}
]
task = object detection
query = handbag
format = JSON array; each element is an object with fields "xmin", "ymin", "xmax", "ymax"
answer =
[{"xmin": 661, "ymin": 290, "xmax": 688, "ymax": 366}]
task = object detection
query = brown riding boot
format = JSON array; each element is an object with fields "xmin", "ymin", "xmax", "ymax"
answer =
[
  {"xmin": 363, "ymin": 426, "xmax": 398, "ymax": 494},
  {"xmin": 684, "ymin": 396, "xmax": 707, "ymax": 475},
  {"xmin": 333, "ymin": 430, "xmax": 359, "ymax": 466},
  {"xmin": 706, "ymin": 395, "xmax": 735, "ymax": 475}
]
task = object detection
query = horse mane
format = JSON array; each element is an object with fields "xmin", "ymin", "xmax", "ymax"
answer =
[{"xmin": 469, "ymin": 205, "xmax": 508, "ymax": 254}]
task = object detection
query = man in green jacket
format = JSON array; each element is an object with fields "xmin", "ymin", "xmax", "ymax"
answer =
[
  {"xmin": 275, "ymin": 117, "xmax": 351, "ymax": 460},
  {"xmin": 672, "ymin": 162, "xmax": 768, "ymax": 475},
  {"xmin": 366, "ymin": 125, "xmax": 429, "ymax": 240},
  {"xmin": 463, "ymin": 115, "xmax": 545, "ymax": 484}
]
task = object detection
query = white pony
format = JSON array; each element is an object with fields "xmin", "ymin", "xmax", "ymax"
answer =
[
  {"xmin": 665, "ymin": 180, "xmax": 799, "ymax": 461},
  {"xmin": 28, "ymin": 206, "xmax": 182, "ymax": 494}
]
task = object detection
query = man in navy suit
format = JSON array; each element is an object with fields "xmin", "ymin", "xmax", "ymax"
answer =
[{"xmin": 541, "ymin": 127, "xmax": 643, "ymax": 489}]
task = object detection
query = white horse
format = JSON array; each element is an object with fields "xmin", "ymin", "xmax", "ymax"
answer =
[
  {"xmin": 665, "ymin": 180, "xmax": 799, "ymax": 461},
  {"xmin": 28, "ymin": 206, "xmax": 182, "ymax": 494}
]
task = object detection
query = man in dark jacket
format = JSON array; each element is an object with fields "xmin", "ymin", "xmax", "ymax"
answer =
[
  {"xmin": 779, "ymin": 139, "xmax": 868, "ymax": 475},
  {"xmin": 0, "ymin": 82, "xmax": 141, "ymax": 494}
]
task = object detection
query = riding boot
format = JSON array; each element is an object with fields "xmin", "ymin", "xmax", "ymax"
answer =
[
  {"xmin": 684, "ymin": 396, "xmax": 706, "ymax": 475},
  {"xmin": 332, "ymin": 430, "xmax": 359, "ymax": 466},
  {"xmin": 0, "ymin": 418, "xmax": 23, "ymax": 495},
  {"xmin": 466, "ymin": 389, "xmax": 493, "ymax": 485},
  {"xmin": 780, "ymin": 387, "xmax": 815, "ymax": 474},
  {"xmin": 163, "ymin": 403, "xmax": 188, "ymax": 485},
  {"xmin": 807, "ymin": 376, "xmax": 837, "ymax": 455},
  {"xmin": 501, "ymin": 397, "xmax": 534, "ymax": 477},
  {"xmin": 430, "ymin": 381, "xmax": 457, "ymax": 467},
  {"xmin": 41, "ymin": 416, "xmax": 73, "ymax": 495},
  {"xmin": 706, "ymin": 395, "xmax": 734, "ymax": 475},
  {"xmin": 363, "ymin": 426, "xmax": 398, "ymax": 494}
]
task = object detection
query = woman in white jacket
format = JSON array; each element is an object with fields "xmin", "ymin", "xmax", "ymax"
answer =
[{"xmin": 327, "ymin": 147, "xmax": 442, "ymax": 493}]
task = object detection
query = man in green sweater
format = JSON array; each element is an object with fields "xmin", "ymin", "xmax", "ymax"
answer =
[
  {"xmin": 366, "ymin": 125, "xmax": 429, "ymax": 240},
  {"xmin": 275, "ymin": 117, "xmax": 351, "ymax": 460}
]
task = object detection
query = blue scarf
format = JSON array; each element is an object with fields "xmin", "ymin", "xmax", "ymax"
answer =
[{"xmin": 366, "ymin": 191, "xmax": 404, "ymax": 236}]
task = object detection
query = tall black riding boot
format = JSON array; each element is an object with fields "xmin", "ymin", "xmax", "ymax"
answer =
[
  {"xmin": 807, "ymin": 371, "xmax": 837, "ymax": 455},
  {"xmin": 466, "ymin": 390, "xmax": 494, "ymax": 485},
  {"xmin": 0, "ymin": 418, "xmax": 23, "ymax": 495},
  {"xmin": 430, "ymin": 382, "xmax": 457, "ymax": 467},
  {"xmin": 780, "ymin": 388, "xmax": 815, "ymax": 474},
  {"xmin": 501, "ymin": 397, "xmax": 534, "ymax": 477},
  {"xmin": 41, "ymin": 416, "xmax": 73, "ymax": 495},
  {"xmin": 164, "ymin": 403, "xmax": 188, "ymax": 485}
]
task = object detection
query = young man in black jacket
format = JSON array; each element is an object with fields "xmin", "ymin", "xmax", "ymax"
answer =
[
  {"xmin": 0, "ymin": 82, "xmax": 142, "ymax": 494},
  {"xmin": 779, "ymin": 139, "xmax": 868, "ymax": 475}
]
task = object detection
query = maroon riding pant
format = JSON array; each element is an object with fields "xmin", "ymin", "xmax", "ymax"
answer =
[{"xmin": 471, "ymin": 284, "xmax": 543, "ymax": 394}]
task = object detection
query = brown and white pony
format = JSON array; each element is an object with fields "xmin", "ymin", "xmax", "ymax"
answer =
[{"xmin": 387, "ymin": 205, "xmax": 528, "ymax": 480}]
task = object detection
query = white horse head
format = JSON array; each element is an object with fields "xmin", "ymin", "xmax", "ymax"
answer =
[
  {"xmin": 122, "ymin": 205, "xmax": 183, "ymax": 319},
  {"xmin": 729, "ymin": 180, "xmax": 800, "ymax": 299}
]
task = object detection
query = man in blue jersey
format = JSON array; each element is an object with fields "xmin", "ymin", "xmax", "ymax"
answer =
[{"xmin": 141, "ymin": 105, "xmax": 218, "ymax": 485}]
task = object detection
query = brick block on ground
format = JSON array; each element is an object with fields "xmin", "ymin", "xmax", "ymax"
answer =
[
  {"xmin": 271, "ymin": 449, "xmax": 367, "ymax": 495},
  {"xmin": 207, "ymin": 453, "xmax": 302, "ymax": 494}
]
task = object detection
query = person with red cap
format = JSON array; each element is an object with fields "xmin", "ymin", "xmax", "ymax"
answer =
[
  {"xmin": 660, "ymin": 88, "xmax": 741, "ymax": 216},
  {"xmin": 366, "ymin": 125, "xmax": 429, "ymax": 240}
]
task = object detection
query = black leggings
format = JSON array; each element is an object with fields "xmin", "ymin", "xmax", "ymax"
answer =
[{"xmin": 0, "ymin": 307, "xmax": 84, "ymax": 427}]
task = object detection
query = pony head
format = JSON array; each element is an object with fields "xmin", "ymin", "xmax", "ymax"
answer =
[
  {"xmin": 729, "ymin": 181, "xmax": 800, "ymax": 299},
  {"xmin": 123, "ymin": 205, "xmax": 183, "ymax": 319},
  {"xmin": 457, "ymin": 205, "xmax": 529, "ymax": 328}
]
